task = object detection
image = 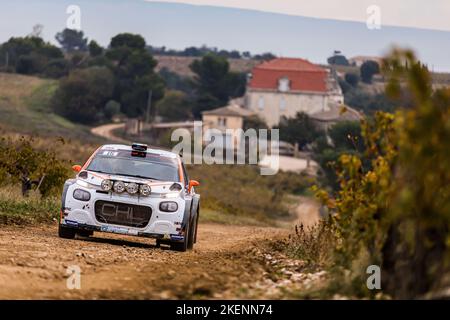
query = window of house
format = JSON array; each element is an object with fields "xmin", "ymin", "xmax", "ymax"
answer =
[
  {"xmin": 280, "ymin": 97, "xmax": 286, "ymax": 111},
  {"xmin": 258, "ymin": 96, "xmax": 265, "ymax": 110},
  {"xmin": 217, "ymin": 117, "xmax": 227, "ymax": 126},
  {"xmin": 278, "ymin": 77, "xmax": 290, "ymax": 92}
]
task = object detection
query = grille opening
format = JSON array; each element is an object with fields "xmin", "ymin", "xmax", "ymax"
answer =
[{"xmin": 95, "ymin": 200, "xmax": 152, "ymax": 228}]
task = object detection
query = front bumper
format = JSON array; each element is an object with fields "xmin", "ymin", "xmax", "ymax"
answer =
[
  {"xmin": 61, "ymin": 182, "xmax": 186, "ymax": 242},
  {"xmin": 61, "ymin": 220, "xmax": 185, "ymax": 241}
]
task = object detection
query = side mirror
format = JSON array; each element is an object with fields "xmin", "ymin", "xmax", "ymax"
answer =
[
  {"xmin": 188, "ymin": 180, "xmax": 200, "ymax": 193},
  {"xmin": 72, "ymin": 165, "xmax": 82, "ymax": 173}
]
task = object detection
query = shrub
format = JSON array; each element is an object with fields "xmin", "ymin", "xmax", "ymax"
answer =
[
  {"xmin": 283, "ymin": 219, "xmax": 337, "ymax": 269},
  {"xmin": 52, "ymin": 66, "xmax": 115, "ymax": 124},
  {"xmin": 360, "ymin": 60, "xmax": 380, "ymax": 84},
  {"xmin": 104, "ymin": 100, "xmax": 121, "ymax": 120},
  {"xmin": 156, "ymin": 90, "xmax": 193, "ymax": 121},
  {"xmin": 43, "ymin": 58, "xmax": 69, "ymax": 78},
  {"xmin": 345, "ymin": 73, "xmax": 360, "ymax": 87},
  {"xmin": 278, "ymin": 112, "xmax": 324, "ymax": 149},
  {"xmin": 0, "ymin": 136, "xmax": 70, "ymax": 198},
  {"xmin": 312, "ymin": 50, "xmax": 450, "ymax": 299}
]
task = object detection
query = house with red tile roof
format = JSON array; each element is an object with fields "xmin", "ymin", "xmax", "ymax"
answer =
[{"xmin": 244, "ymin": 57, "xmax": 344, "ymax": 127}]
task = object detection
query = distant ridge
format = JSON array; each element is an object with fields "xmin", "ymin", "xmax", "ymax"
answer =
[{"xmin": 0, "ymin": 0, "xmax": 449, "ymax": 71}]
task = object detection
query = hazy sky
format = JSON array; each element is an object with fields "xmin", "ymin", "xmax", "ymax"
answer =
[
  {"xmin": 146, "ymin": 0, "xmax": 450, "ymax": 32},
  {"xmin": 1, "ymin": 0, "xmax": 449, "ymax": 71}
]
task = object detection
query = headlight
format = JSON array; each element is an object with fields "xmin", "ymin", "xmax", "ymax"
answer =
[
  {"xmin": 159, "ymin": 201, "xmax": 178, "ymax": 212},
  {"xmin": 101, "ymin": 179, "xmax": 113, "ymax": 191},
  {"xmin": 139, "ymin": 184, "xmax": 151, "ymax": 196},
  {"xmin": 169, "ymin": 183, "xmax": 183, "ymax": 191},
  {"xmin": 73, "ymin": 189, "xmax": 91, "ymax": 201},
  {"xmin": 113, "ymin": 181, "xmax": 125, "ymax": 193},
  {"xmin": 125, "ymin": 182, "xmax": 139, "ymax": 194}
]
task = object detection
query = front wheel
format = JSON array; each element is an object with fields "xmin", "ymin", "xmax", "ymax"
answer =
[
  {"xmin": 58, "ymin": 224, "xmax": 76, "ymax": 239},
  {"xmin": 170, "ymin": 220, "xmax": 190, "ymax": 252},
  {"xmin": 187, "ymin": 213, "xmax": 198, "ymax": 250}
]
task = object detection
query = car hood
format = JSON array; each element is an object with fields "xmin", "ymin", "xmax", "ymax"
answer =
[{"xmin": 78, "ymin": 171, "xmax": 180, "ymax": 194}]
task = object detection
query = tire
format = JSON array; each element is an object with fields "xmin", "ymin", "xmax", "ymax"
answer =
[
  {"xmin": 187, "ymin": 213, "xmax": 197, "ymax": 250},
  {"xmin": 58, "ymin": 224, "xmax": 76, "ymax": 239},
  {"xmin": 170, "ymin": 220, "xmax": 190, "ymax": 252},
  {"xmin": 194, "ymin": 208, "xmax": 200, "ymax": 244}
]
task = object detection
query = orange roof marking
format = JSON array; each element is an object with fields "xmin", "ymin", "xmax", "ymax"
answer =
[
  {"xmin": 81, "ymin": 147, "xmax": 101, "ymax": 171},
  {"xmin": 178, "ymin": 158, "xmax": 185, "ymax": 185}
]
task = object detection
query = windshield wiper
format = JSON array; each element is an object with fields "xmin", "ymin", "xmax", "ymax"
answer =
[
  {"xmin": 112, "ymin": 173, "xmax": 159, "ymax": 180},
  {"xmin": 88, "ymin": 169, "xmax": 110, "ymax": 174}
]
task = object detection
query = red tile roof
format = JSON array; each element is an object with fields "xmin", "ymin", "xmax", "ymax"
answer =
[{"xmin": 249, "ymin": 58, "xmax": 328, "ymax": 93}]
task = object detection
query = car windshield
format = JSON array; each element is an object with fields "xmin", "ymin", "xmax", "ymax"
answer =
[{"xmin": 86, "ymin": 150, "xmax": 180, "ymax": 182}]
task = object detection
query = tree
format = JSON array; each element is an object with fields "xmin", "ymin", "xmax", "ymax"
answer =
[
  {"xmin": 338, "ymin": 78, "xmax": 351, "ymax": 94},
  {"xmin": 0, "ymin": 36, "xmax": 63, "ymax": 74},
  {"xmin": 345, "ymin": 89, "xmax": 396, "ymax": 114},
  {"xmin": 110, "ymin": 33, "xmax": 145, "ymax": 50},
  {"xmin": 88, "ymin": 40, "xmax": 103, "ymax": 57},
  {"xmin": 360, "ymin": 60, "xmax": 380, "ymax": 83},
  {"xmin": 243, "ymin": 115, "xmax": 268, "ymax": 131},
  {"xmin": 345, "ymin": 73, "xmax": 359, "ymax": 87},
  {"xmin": 328, "ymin": 121, "xmax": 365, "ymax": 152},
  {"xmin": 253, "ymin": 52, "xmax": 276, "ymax": 61},
  {"xmin": 104, "ymin": 100, "xmax": 121, "ymax": 120},
  {"xmin": 55, "ymin": 28, "xmax": 88, "ymax": 52},
  {"xmin": 16, "ymin": 54, "xmax": 42, "ymax": 74},
  {"xmin": 0, "ymin": 136, "xmax": 69, "ymax": 198},
  {"xmin": 327, "ymin": 50, "xmax": 349, "ymax": 66},
  {"xmin": 52, "ymin": 67, "xmax": 115, "ymax": 124},
  {"xmin": 106, "ymin": 33, "xmax": 165, "ymax": 118},
  {"xmin": 42, "ymin": 58, "xmax": 69, "ymax": 78},
  {"xmin": 156, "ymin": 90, "xmax": 193, "ymax": 121},
  {"xmin": 190, "ymin": 54, "xmax": 246, "ymax": 117},
  {"xmin": 159, "ymin": 67, "xmax": 192, "ymax": 93},
  {"xmin": 277, "ymin": 112, "xmax": 323, "ymax": 149}
]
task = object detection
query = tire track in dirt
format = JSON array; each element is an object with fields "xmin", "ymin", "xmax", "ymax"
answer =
[
  {"xmin": 0, "ymin": 222, "xmax": 288, "ymax": 299},
  {"xmin": 0, "ymin": 198, "xmax": 320, "ymax": 299}
]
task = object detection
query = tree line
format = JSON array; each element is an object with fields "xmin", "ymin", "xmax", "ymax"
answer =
[
  {"xmin": 148, "ymin": 45, "xmax": 276, "ymax": 60},
  {"xmin": 0, "ymin": 29, "xmax": 248, "ymax": 124}
]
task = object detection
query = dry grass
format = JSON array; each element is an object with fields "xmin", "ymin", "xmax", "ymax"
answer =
[
  {"xmin": 0, "ymin": 186, "xmax": 60, "ymax": 225},
  {"xmin": 282, "ymin": 220, "xmax": 336, "ymax": 270},
  {"xmin": 0, "ymin": 72, "xmax": 105, "ymax": 146}
]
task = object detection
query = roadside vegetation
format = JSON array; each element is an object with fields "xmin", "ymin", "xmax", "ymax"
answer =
[
  {"xmin": 0, "ymin": 187, "xmax": 59, "ymax": 224},
  {"xmin": 278, "ymin": 50, "xmax": 450, "ymax": 299},
  {"xmin": 188, "ymin": 164, "xmax": 315, "ymax": 226}
]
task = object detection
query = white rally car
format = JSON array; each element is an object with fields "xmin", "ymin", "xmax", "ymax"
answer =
[{"xmin": 59, "ymin": 143, "xmax": 200, "ymax": 252}]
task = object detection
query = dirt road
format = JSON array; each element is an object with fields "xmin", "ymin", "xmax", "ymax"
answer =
[
  {"xmin": 0, "ymin": 222, "xmax": 290, "ymax": 299},
  {"xmin": 0, "ymin": 198, "xmax": 320, "ymax": 299},
  {"xmin": 91, "ymin": 123, "xmax": 128, "ymax": 143}
]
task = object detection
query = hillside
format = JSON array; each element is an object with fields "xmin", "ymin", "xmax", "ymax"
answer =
[
  {"xmin": 0, "ymin": 73, "xmax": 90, "ymax": 139},
  {"xmin": 155, "ymin": 55, "xmax": 260, "ymax": 77},
  {"xmin": 0, "ymin": 72, "xmax": 104, "ymax": 162}
]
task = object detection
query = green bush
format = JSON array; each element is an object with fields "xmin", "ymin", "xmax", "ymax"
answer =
[
  {"xmin": 0, "ymin": 136, "xmax": 70, "ymax": 198},
  {"xmin": 52, "ymin": 66, "xmax": 115, "ymax": 124},
  {"xmin": 156, "ymin": 90, "xmax": 193, "ymax": 121},
  {"xmin": 312, "ymin": 50, "xmax": 450, "ymax": 299},
  {"xmin": 104, "ymin": 100, "xmax": 121, "ymax": 120}
]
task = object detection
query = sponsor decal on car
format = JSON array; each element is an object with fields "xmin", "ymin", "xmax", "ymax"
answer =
[{"xmin": 100, "ymin": 225, "xmax": 139, "ymax": 235}]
